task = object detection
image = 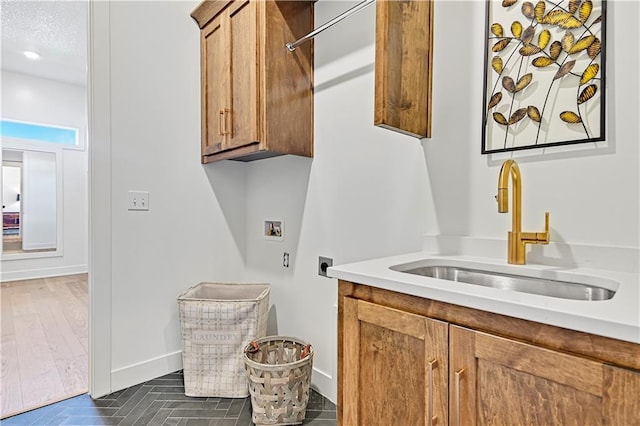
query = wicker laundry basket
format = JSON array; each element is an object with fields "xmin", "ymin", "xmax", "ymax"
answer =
[
  {"xmin": 177, "ymin": 282, "xmax": 270, "ymax": 397},
  {"xmin": 243, "ymin": 336, "xmax": 314, "ymax": 425}
]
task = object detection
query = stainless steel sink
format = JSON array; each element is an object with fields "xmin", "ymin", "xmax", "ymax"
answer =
[{"xmin": 391, "ymin": 265, "xmax": 616, "ymax": 301}]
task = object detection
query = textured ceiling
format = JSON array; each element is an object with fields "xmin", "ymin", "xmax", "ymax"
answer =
[{"xmin": 1, "ymin": 0, "xmax": 87, "ymax": 86}]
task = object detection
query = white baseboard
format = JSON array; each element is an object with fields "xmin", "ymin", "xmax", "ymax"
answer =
[
  {"xmin": 111, "ymin": 350, "xmax": 183, "ymax": 393},
  {"xmin": 0, "ymin": 264, "xmax": 88, "ymax": 282},
  {"xmin": 311, "ymin": 367, "xmax": 335, "ymax": 404},
  {"xmin": 109, "ymin": 350, "xmax": 335, "ymax": 404}
]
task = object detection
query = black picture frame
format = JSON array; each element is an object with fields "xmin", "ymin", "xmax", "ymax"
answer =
[{"xmin": 481, "ymin": 0, "xmax": 606, "ymax": 154}]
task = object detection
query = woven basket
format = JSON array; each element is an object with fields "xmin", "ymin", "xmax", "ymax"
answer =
[
  {"xmin": 177, "ymin": 282, "xmax": 270, "ymax": 397},
  {"xmin": 243, "ymin": 336, "xmax": 314, "ymax": 425}
]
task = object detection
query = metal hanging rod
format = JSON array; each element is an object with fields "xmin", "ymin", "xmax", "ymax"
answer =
[{"xmin": 286, "ymin": 0, "xmax": 375, "ymax": 52}]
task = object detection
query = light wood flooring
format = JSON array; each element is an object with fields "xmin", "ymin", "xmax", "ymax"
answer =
[
  {"xmin": 0, "ymin": 273, "xmax": 88, "ymax": 419},
  {"xmin": 2, "ymin": 235, "xmax": 56, "ymax": 254}
]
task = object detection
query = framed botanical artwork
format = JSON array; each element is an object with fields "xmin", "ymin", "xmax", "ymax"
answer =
[{"xmin": 482, "ymin": 0, "xmax": 606, "ymax": 153}]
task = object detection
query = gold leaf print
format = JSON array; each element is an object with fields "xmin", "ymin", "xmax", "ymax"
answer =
[
  {"xmin": 535, "ymin": 1, "xmax": 546, "ymax": 23},
  {"xmin": 502, "ymin": 0, "xmax": 517, "ymax": 7},
  {"xmin": 493, "ymin": 112, "xmax": 509, "ymax": 125},
  {"xmin": 580, "ymin": 63, "xmax": 599, "ymax": 85},
  {"xmin": 543, "ymin": 11, "xmax": 583, "ymax": 28},
  {"xmin": 527, "ymin": 106, "xmax": 541, "ymax": 122},
  {"xmin": 519, "ymin": 44, "xmax": 542, "ymax": 56},
  {"xmin": 492, "ymin": 56, "xmax": 504, "ymax": 74},
  {"xmin": 491, "ymin": 23, "xmax": 504, "ymax": 37},
  {"xmin": 502, "ymin": 76, "xmax": 516, "ymax": 93},
  {"xmin": 579, "ymin": 0, "xmax": 593, "ymax": 22},
  {"xmin": 488, "ymin": 92, "xmax": 503, "ymax": 109},
  {"xmin": 558, "ymin": 16, "xmax": 583, "ymax": 29},
  {"xmin": 588, "ymin": 38, "xmax": 601, "ymax": 59},
  {"xmin": 493, "ymin": 38, "xmax": 511, "ymax": 52},
  {"xmin": 568, "ymin": 35, "xmax": 596, "ymax": 54},
  {"xmin": 593, "ymin": 15, "xmax": 602, "ymax": 25},
  {"xmin": 538, "ymin": 30, "xmax": 551, "ymax": 49},
  {"xmin": 511, "ymin": 21, "xmax": 523, "ymax": 39},
  {"xmin": 543, "ymin": 10, "xmax": 571, "ymax": 25},
  {"xmin": 515, "ymin": 73, "xmax": 533, "ymax": 92},
  {"xmin": 554, "ymin": 60, "xmax": 576, "ymax": 80},
  {"xmin": 569, "ymin": 0, "xmax": 581, "ymax": 14},
  {"xmin": 560, "ymin": 111, "xmax": 582, "ymax": 123},
  {"xmin": 522, "ymin": 2, "xmax": 535, "ymax": 19},
  {"xmin": 562, "ymin": 31, "xmax": 575, "ymax": 52},
  {"xmin": 532, "ymin": 57, "xmax": 555, "ymax": 67},
  {"xmin": 508, "ymin": 108, "xmax": 528, "ymax": 125},
  {"xmin": 521, "ymin": 26, "xmax": 535, "ymax": 44},
  {"xmin": 578, "ymin": 84, "xmax": 597, "ymax": 104},
  {"xmin": 549, "ymin": 41, "xmax": 562, "ymax": 60}
]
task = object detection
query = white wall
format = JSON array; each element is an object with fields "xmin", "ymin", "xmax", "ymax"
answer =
[
  {"xmin": 91, "ymin": 0, "xmax": 639, "ymax": 401},
  {"xmin": 96, "ymin": 0, "xmax": 247, "ymax": 391},
  {"xmin": 243, "ymin": 2, "xmax": 434, "ymax": 401},
  {"xmin": 242, "ymin": 0, "xmax": 639, "ymax": 402},
  {"xmin": 1, "ymin": 70, "xmax": 88, "ymax": 280},
  {"xmin": 425, "ymin": 0, "xmax": 639, "ymax": 250}
]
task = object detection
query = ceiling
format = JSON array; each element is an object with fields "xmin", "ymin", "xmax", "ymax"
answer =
[{"xmin": 1, "ymin": 0, "xmax": 88, "ymax": 86}]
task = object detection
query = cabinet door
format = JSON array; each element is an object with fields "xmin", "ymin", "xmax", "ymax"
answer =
[
  {"xmin": 602, "ymin": 365, "xmax": 640, "ymax": 425},
  {"xmin": 343, "ymin": 298, "xmax": 448, "ymax": 426},
  {"xmin": 450, "ymin": 326, "xmax": 640, "ymax": 426},
  {"xmin": 226, "ymin": 0, "xmax": 259, "ymax": 150},
  {"xmin": 374, "ymin": 0, "xmax": 434, "ymax": 138},
  {"xmin": 201, "ymin": 12, "xmax": 228, "ymax": 156}
]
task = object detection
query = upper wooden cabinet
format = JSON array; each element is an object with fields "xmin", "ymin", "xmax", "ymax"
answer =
[
  {"xmin": 191, "ymin": 0, "xmax": 314, "ymax": 163},
  {"xmin": 374, "ymin": 0, "xmax": 434, "ymax": 139}
]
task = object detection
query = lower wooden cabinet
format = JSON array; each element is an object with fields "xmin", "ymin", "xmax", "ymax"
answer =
[
  {"xmin": 338, "ymin": 281, "xmax": 640, "ymax": 426},
  {"xmin": 342, "ymin": 298, "xmax": 448, "ymax": 425},
  {"xmin": 450, "ymin": 326, "xmax": 640, "ymax": 426}
]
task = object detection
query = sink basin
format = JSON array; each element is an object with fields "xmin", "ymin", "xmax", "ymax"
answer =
[{"xmin": 390, "ymin": 264, "xmax": 616, "ymax": 301}]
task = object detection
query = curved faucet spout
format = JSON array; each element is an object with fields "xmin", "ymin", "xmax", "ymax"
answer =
[
  {"xmin": 497, "ymin": 159, "xmax": 521, "ymax": 233},
  {"xmin": 496, "ymin": 159, "xmax": 549, "ymax": 264}
]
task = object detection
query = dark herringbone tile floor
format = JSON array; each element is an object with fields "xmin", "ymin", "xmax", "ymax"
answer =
[{"xmin": 0, "ymin": 371, "xmax": 336, "ymax": 426}]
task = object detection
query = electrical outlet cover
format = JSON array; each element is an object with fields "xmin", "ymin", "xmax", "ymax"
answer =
[{"xmin": 318, "ymin": 256, "xmax": 333, "ymax": 277}]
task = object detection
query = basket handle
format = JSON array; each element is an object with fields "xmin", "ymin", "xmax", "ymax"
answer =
[
  {"xmin": 246, "ymin": 341, "xmax": 260, "ymax": 354},
  {"xmin": 301, "ymin": 344, "xmax": 312, "ymax": 359}
]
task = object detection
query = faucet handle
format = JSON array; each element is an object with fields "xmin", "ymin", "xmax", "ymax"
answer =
[
  {"xmin": 539, "ymin": 212, "xmax": 550, "ymax": 244},
  {"xmin": 544, "ymin": 212, "xmax": 550, "ymax": 232}
]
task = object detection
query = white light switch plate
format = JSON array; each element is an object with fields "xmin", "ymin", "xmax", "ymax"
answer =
[{"xmin": 128, "ymin": 191, "xmax": 150, "ymax": 211}]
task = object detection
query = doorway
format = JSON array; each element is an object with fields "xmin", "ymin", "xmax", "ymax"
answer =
[{"xmin": 0, "ymin": 0, "xmax": 90, "ymax": 419}]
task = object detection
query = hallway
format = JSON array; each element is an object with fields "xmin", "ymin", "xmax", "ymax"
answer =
[{"xmin": 0, "ymin": 274, "xmax": 88, "ymax": 419}]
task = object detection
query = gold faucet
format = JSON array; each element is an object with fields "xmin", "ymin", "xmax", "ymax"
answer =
[{"xmin": 497, "ymin": 159, "xmax": 550, "ymax": 264}]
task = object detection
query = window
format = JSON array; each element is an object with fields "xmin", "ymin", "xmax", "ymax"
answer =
[{"xmin": 0, "ymin": 119, "xmax": 78, "ymax": 146}]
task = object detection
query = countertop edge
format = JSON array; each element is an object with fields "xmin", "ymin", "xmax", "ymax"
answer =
[{"xmin": 328, "ymin": 252, "xmax": 640, "ymax": 345}]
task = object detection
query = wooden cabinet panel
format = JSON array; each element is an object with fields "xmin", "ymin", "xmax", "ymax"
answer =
[
  {"xmin": 227, "ymin": 0, "xmax": 257, "ymax": 149},
  {"xmin": 450, "ymin": 326, "xmax": 633, "ymax": 426},
  {"xmin": 374, "ymin": 0, "xmax": 434, "ymax": 138},
  {"xmin": 343, "ymin": 298, "xmax": 448, "ymax": 426},
  {"xmin": 192, "ymin": 0, "xmax": 313, "ymax": 163},
  {"xmin": 202, "ymin": 15, "xmax": 227, "ymax": 156},
  {"xmin": 338, "ymin": 281, "xmax": 640, "ymax": 426},
  {"xmin": 603, "ymin": 366, "xmax": 640, "ymax": 426}
]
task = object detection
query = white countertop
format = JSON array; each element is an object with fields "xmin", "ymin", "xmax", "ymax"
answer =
[{"xmin": 328, "ymin": 251, "xmax": 640, "ymax": 344}]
